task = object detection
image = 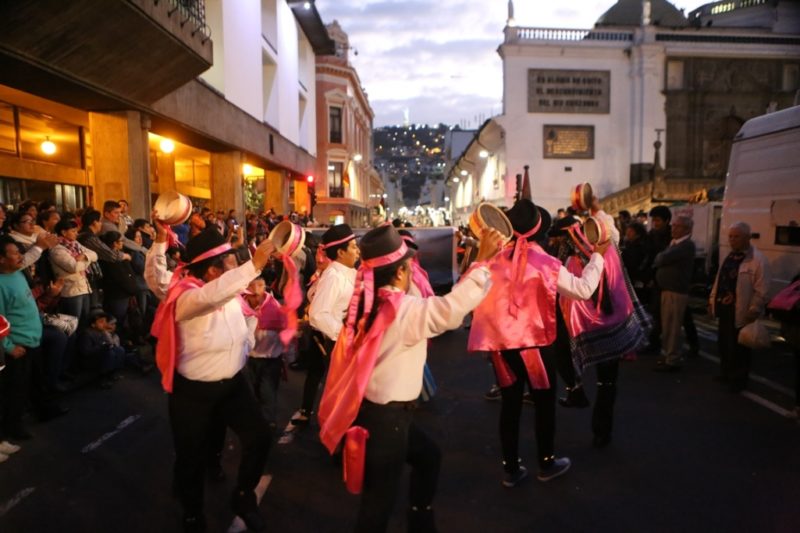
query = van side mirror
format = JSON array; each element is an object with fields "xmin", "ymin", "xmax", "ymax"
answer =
[{"xmin": 751, "ymin": 232, "xmax": 760, "ymax": 239}]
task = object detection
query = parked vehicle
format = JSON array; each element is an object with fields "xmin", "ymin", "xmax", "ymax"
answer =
[{"xmin": 721, "ymin": 104, "xmax": 800, "ymax": 297}]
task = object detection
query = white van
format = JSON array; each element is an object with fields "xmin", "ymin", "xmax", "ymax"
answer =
[{"xmin": 721, "ymin": 105, "xmax": 800, "ymax": 296}]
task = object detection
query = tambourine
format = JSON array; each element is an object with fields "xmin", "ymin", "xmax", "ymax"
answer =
[
  {"xmin": 583, "ymin": 216, "xmax": 610, "ymax": 245},
  {"xmin": 469, "ymin": 202, "xmax": 513, "ymax": 242},
  {"xmin": 570, "ymin": 182, "xmax": 593, "ymax": 212},
  {"xmin": 269, "ymin": 220, "xmax": 305, "ymax": 257},
  {"xmin": 153, "ymin": 191, "xmax": 192, "ymax": 225}
]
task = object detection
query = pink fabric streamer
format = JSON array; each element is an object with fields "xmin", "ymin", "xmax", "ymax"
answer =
[
  {"xmin": 509, "ymin": 219, "xmax": 541, "ymax": 318},
  {"xmin": 411, "ymin": 257, "xmax": 434, "ymax": 298},
  {"xmin": 490, "ymin": 349, "xmax": 550, "ymax": 390},
  {"xmin": 278, "ymin": 254, "xmax": 302, "ymax": 347},
  {"xmin": 151, "ymin": 276, "xmax": 204, "ymax": 393},
  {"xmin": 318, "ymin": 289, "xmax": 404, "ymax": 454}
]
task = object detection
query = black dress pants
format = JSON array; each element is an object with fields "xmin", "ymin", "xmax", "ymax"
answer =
[
  {"xmin": 717, "ymin": 303, "xmax": 751, "ymax": 387},
  {"xmin": 1, "ymin": 349, "xmax": 31, "ymax": 435},
  {"xmin": 591, "ymin": 360, "xmax": 619, "ymax": 439},
  {"xmin": 168, "ymin": 372, "xmax": 271, "ymax": 515},
  {"xmin": 354, "ymin": 401, "xmax": 441, "ymax": 533},
  {"xmin": 497, "ymin": 345, "xmax": 558, "ymax": 471},
  {"xmin": 300, "ymin": 330, "xmax": 331, "ymax": 413}
]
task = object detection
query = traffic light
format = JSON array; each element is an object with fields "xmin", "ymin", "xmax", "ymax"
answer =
[{"xmin": 307, "ymin": 175, "xmax": 317, "ymax": 207}]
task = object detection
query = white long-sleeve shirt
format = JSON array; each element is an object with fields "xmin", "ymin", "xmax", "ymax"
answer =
[
  {"xmin": 144, "ymin": 241, "xmax": 172, "ymax": 302},
  {"xmin": 173, "ymin": 261, "xmax": 260, "ymax": 381},
  {"xmin": 556, "ymin": 253, "xmax": 605, "ymax": 300},
  {"xmin": 308, "ymin": 260, "xmax": 356, "ymax": 342},
  {"xmin": 365, "ymin": 266, "xmax": 491, "ymax": 404}
]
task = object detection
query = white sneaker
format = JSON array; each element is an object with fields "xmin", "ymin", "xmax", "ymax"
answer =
[
  {"xmin": 0, "ymin": 452, "xmax": 8, "ymax": 463},
  {"xmin": 0, "ymin": 441, "xmax": 21, "ymax": 454}
]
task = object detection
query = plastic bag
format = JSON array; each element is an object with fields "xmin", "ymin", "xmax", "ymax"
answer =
[{"xmin": 738, "ymin": 320, "xmax": 771, "ymax": 350}]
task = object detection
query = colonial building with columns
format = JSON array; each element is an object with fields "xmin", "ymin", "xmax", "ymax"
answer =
[
  {"xmin": 448, "ymin": 0, "xmax": 800, "ymax": 220},
  {"xmin": 0, "ymin": 0, "xmax": 334, "ymax": 219}
]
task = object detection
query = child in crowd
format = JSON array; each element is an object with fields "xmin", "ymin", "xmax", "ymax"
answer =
[
  {"xmin": 244, "ymin": 277, "xmax": 287, "ymax": 431},
  {"xmin": 78, "ymin": 312, "xmax": 125, "ymax": 388}
]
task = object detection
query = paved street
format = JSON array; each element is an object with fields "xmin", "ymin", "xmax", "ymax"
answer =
[{"xmin": 1, "ymin": 316, "xmax": 798, "ymax": 533}]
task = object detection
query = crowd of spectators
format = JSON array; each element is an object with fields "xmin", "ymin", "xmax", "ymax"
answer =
[{"xmin": 0, "ymin": 198, "xmax": 323, "ymax": 462}]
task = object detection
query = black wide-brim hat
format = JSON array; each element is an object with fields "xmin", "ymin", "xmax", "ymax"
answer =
[
  {"xmin": 397, "ymin": 229, "xmax": 418, "ymax": 250},
  {"xmin": 322, "ymin": 223, "xmax": 355, "ymax": 246},
  {"xmin": 360, "ymin": 224, "xmax": 416, "ymax": 267},
  {"xmin": 548, "ymin": 215, "xmax": 580, "ymax": 238},
  {"xmin": 184, "ymin": 227, "xmax": 230, "ymax": 263},
  {"xmin": 505, "ymin": 199, "xmax": 552, "ymax": 242}
]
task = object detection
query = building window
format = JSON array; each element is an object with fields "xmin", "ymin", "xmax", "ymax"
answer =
[
  {"xmin": 328, "ymin": 161, "xmax": 344, "ymax": 197},
  {"xmin": 0, "ymin": 176, "xmax": 85, "ymax": 212},
  {"xmin": 0, "ymin": 103, "xmax": 16, "ymax": 155},
  {"xmin": 329, "ymin": 106, "xmax": 342, "ymax": 144},
  {"xmin": 666, "ymin": 60, "xmax": 684, "ymax": 91},
  {"xmin": 0, "ymin": 100, "xmax": 83, "ymax": 168},
  {"xmin": 783, "ymin": 64, "xmax": 799, "ymax": 92}
]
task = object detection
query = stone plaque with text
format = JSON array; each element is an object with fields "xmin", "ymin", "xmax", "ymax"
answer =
[
  {"xmin": 543, "ymin": 125, "xmax": 594, "ymax": 159},
  {"xmin": 529, "ymin": 69, "xmax": 610, "ymax": 114}
]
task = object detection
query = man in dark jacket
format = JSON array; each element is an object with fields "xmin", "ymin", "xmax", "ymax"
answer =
[{"xmin": 653, "ymin": 215, "xmax": 696, "ymax": 371}]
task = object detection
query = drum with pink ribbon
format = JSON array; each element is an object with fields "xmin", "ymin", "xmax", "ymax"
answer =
[
  {"xmin": 469, "ymin": 202, "xmax": 513, "ymax": 243},
  {"xmin": 269, "ymin": 220, "xmax": 306, "ymax": 257},
  {"xmin": 153, "ymin": 191, "xmax": 192, "ymax": 225},
  {"xmin": 570, "ymin": 182, "xmax": 593, "ymax": 212}
]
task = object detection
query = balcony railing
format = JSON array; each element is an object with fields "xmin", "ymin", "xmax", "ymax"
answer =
[
  {"xmin": 506, "ymin": 26, "xmax": 633, "ymax": 43},
  {"xmin": 329, "ymin": 186, "xmax": 345, "ymax": 198},
  {"xmin": 164, "ymin": 0, "xmax": 210, "ymax": 40}
]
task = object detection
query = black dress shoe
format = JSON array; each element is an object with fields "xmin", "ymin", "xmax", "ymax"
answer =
[
  {"xmin": 231, "ymin": 490, "xmax": 266, "ymax": 533},
  {"xmin": 592, "ymin": 434, "xmax": 612, "ymax": 448},
  {"xmin": 558, "ymin": 387, "xmax": 590, "ymax": 408},
  {"xmin": 7, "ymin": 427, "xmax": 33, "ymax": 440},
  {"xmin": 653, "ymin": 362, "xmax": 681, "ymax": 373},
  {"xmin": 38, "ymin": 404, "xmax": 70, "ymax": 422},
  {"xmin": 182, "ymin": 513, "xmax": 207, "ymax": 533}
]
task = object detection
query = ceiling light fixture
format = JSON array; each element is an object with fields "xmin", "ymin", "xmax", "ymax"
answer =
[
  {"xmin": 41, "ymin": 137, "xmax": 56, "ymax": 155},
  {"xmin": 160, "ymin": 138, "xmax": 175, "ymax": 154}
]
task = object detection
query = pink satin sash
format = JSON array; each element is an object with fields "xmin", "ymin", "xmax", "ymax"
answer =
[
  {"xmin": 318, "ymin": 289, "xmax": 404, "ymax": 454},
  {"xmin": 151, "ymin": 276, "xmax": 204, "ymax": 393}
]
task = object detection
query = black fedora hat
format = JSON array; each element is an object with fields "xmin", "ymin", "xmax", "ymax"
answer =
[
  {"xmin": 548, "ymin": 215, "xmax": 580, "ymax": 238},
  {"xmin": 505, "ymin": 199, "xmax": 552, "ymax": 242},
  {"xmin": 184, "ymin": 227, "xmax": 230, "ymax": 263},
  {"xmin": 322, "ymin": 223, "xmax": 354, "ymax": 247},
  {"xmin": 397, "ymin": 229, "xmax": 418, "ymax": 250},
  {"xmin": 359, "ymin": 224, "xmax": 415, "ymax": 267}
]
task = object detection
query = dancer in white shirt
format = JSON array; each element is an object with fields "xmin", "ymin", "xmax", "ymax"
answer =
[
  {"xmin": 288, "ymin": 224, "xmax": 359, "ymax": 429},
  {"xmin": 318, "ymin": 224, "xmax": 504, "ymax": 533},
  {"xmin": 151, "ymin": 228, "xmax": 276, "ymax": 533}
]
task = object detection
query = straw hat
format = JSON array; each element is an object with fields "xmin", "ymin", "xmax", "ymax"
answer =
[
  {"xmin": 268, "ymin": 220, "xmax": 306, "ymax": 258},
  {"xmin": 154, "ymin": 191, "xmax": 192, "ymax": 225}
]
